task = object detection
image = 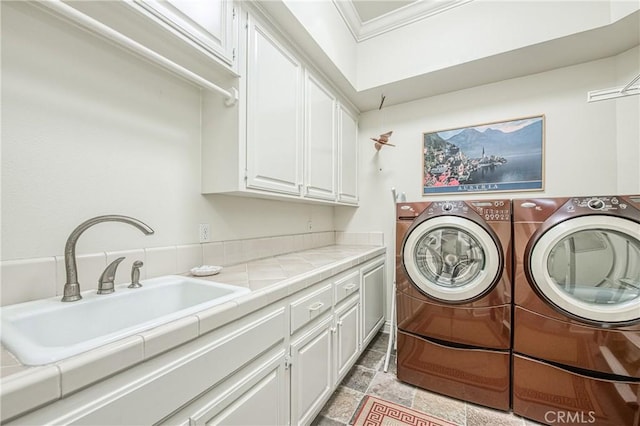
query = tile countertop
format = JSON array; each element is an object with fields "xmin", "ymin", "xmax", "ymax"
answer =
[{"xmin": 0, "ymin": 244, "xmax": 386, "ymax": 422}]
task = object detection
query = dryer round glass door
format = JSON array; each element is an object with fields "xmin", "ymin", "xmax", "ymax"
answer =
[
  {"xmin": 529, "ymin": 215, "xmax": 640, "ymax": 324},
  {"xmin": 402, "ymin": 216, "xmax": 502, "ymax": 302}
]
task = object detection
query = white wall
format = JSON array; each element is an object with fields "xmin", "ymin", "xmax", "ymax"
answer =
[
  {"xmin": 615, "ymin": 47, "xmax": 640, "ymax": 194},
  {"xmin": 282, "ymin": 0, "xmax": 358, "ymax": 84},
  {"xmin": 1, "ymin": 2, "xmax": 334, "ymax": 261},
  {"xmin": 336, "ymin": 48, "xmax": 640, "ymax": 318}
]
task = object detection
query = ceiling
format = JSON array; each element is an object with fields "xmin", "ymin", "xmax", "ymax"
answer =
[
  {"xmin": 334, "ymin": 0, "xmax": 473, "ymax": 41},
  {"xmin": 350, "ymin": 0, "xmax": 415, "ymax": 22}
]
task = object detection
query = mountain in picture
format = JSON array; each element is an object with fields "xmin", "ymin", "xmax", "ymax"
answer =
[{"xmin": 446, "ymin": 120, "xmax": 542, "ymax": 157}]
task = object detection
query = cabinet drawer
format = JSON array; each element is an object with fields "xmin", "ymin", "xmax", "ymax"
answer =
[
  {"xmin": 290, "ymin": 283, "xmax": 332, "ymax": 334},
  {"xmin": 334, "ymin": 270, "xmax": 360, "ymax": 305}
]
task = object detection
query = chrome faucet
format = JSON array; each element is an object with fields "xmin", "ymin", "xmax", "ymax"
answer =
[
  {"xmin": 98, "ymin": 256, "xmax": 125, "ymax": 294},
  {"xmin": 62, "ymin": 215, "xmax": 154, "ymax": 302}
]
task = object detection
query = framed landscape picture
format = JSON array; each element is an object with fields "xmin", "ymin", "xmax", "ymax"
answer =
[{"xmin": 422, "ymin": 115, "xmax": 545, "ymax": 195}]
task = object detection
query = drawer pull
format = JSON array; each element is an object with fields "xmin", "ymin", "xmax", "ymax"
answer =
[
  {"xmin": 343, "ymin": 283, "xmax": 356, "ymax": 291},
  {"xmin": 308, "ymin": 301, "xmax": 324, "ymax": 312}
]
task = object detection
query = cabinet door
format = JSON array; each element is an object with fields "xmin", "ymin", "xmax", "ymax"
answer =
[
  {"xmin": 190, "ymin": 353, "xmax": 287, "ymax": 426},
  {"xmin": 335, "ymin": 296, "xmax": 360, "ymax": 383},
  {"xmin": 361, "ymin": 260, "xmax": 385, "ymax": 347},
  {"xmin": 290, "ymin": 316, "xmax": 334, "ymax": 426},
  {"xmin": 158, "ymin": 350, "xmax": 288, "ymax": 426},
  {"xmin": 246, "ymin": 18, "xmax": 303, "ymax": 196},
  {"xmin": 135, "ymin": 0, "xmax": 235, "ymax": 65},
  {"xmin": 304, "ymin": 72, "xmax": 336, "ymax": 201},
  {"xmin": 337, "ymin": 104, "xmax": 358, "ymax": 204}
]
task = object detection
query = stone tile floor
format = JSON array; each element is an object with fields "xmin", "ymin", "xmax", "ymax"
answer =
[{"xmin": 312, "ymin": 332, "xmax": 544, "ymax": 426}]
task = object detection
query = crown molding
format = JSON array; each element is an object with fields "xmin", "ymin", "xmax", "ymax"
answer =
[{"xmin": 333, "ymin": 0, "xmax": 474, "ymax": 42}]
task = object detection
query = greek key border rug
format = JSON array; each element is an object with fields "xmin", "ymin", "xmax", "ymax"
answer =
[{"xmin": 352, "ymin": 396, "xmax": 457, "ymax": 426}]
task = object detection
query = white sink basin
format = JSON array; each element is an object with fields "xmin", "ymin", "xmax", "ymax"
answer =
[{"xmin": 1, "ymin": 275, "xmax": 250, "ymax": 366}]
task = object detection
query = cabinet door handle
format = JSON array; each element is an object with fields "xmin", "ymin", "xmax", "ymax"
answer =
[
  {"xmin": 308, "ymin": 301, "xmax": 324, "ymax": 312},
  {"xmin": 343, "ymin": 283, "xmax": 356, "ymax": 291}
]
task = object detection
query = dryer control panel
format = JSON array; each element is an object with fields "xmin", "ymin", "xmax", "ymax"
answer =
[{"xmin": 570, "ymin": 196, "xmax": 630, "ymax": 213}]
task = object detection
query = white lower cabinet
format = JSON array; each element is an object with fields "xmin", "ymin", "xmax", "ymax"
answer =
[
  {"xmin": 288, "ymin": 268, "xmax": 364, "ymax": 425},
  {"xmin": 334, "ymin": 294, "xmax": 360, "ymax": 384},
  {"xmin": 7, "ymin": 255, "xmax": 385, "ymax": 426},
  {"xmin": 289, "ymin": 315, "xmax": 334, "ymax": 426},
  {"xmin": 361, "ymin": 258, "xmax": 386, "ymax": 347}
]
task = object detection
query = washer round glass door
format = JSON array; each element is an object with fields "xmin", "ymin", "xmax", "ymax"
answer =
[
  {"xmin": 529, "ymin": 215, "xmax": 640, "ymax": 324},
  {"xmin": 402, "ymin": 216, "xmax": 501, "ymax": 302}
]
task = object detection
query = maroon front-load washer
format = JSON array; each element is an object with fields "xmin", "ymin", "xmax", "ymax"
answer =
[{"xmin": 396, "ymin": 199, "xmax": 512, "ymax": 411}]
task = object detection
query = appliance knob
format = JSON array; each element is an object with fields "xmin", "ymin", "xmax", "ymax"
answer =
[
  {"xmin": 587, "ymin": 198, "xmax": 605, "ymax": 210},
  {"xmin": 442, "ymin": 202, "xmax": 454, "ymax": 212}
]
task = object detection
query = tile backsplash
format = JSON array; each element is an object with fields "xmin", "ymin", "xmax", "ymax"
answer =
[{"xmin": 1, "ymin": 231, "xmax": 383, "ymax": 306}]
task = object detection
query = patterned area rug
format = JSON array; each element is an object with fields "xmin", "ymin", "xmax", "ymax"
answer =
[{"xmin": 352, "ymin": 396, "xmax": 457, "ymax": 426}]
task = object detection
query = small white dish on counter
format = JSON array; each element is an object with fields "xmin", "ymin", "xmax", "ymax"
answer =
[{"xmin": 190, "ymin": 265, "xmax": 223, "ymax": 276}]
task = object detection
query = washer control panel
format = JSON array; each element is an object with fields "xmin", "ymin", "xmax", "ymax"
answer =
[
  {"xmin": 424, "ymin": 200, "xmax": 511, "ymax": 221},
  {"xmin": 441, "ymin": 202, "xmax": 455, "ymax": 212},
  {"xmin": 426, "ymin": 201, "xmax": 466, "ymax": 215},
  {"xmin": 471, "ymin": 200, "xmax": 511, "ymax": 221},
  {"xmin": 569, "ymin": 196, "xmax": 628, "ymax": 212}
]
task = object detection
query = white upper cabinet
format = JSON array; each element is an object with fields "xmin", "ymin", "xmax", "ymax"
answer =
[
  {"xmin": 245, "ymin": 17, "xmax": 303, "ymax": 196},
  {"xmin": 133, "ymin": 0, "xmax": 236, "ymax": 67},
  {"xmin": 304, "ymin": 72, "xmax": 337, "ymax": 201},
  {"xmin": 337, "ymin": 104, "xmax": 359, "ymax": 204},
  {"xmin": 201, "ymin": 5, "xmax": 359, "ymax": 206}
]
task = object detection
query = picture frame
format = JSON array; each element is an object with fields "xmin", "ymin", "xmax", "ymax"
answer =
[{"xmin": 422, "ymin": 115, "xmax": 545, "ymax": 195}]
